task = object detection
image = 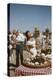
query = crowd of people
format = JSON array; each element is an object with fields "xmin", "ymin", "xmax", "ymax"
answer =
[{"xmin": 8, "ymin": 28, "xmax": 51, "ymax": 67}]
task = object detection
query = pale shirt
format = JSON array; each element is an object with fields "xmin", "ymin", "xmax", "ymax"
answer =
[
  {"xmin": 26, "ymin": 38, "xmax": 36, "ymax": 47},
  {"xmin": 37, "ymin": 33, "xmax": 46, "ymax": 45},
  {"xmin": 9, "ymin": 34, "xmax": 13, "ymax": 50},
  {"xmin": 30, "ymin": 47, "xmax": 37, "ymax": 57},
  {"xmin": 16, "ymin": 33, "xmax": 26, "ymax": 42},
  {"xmin": 26, "ymin": 38, "xmax": 37, "ymax": 56},
  {"xmin": 9, "ymin": 34, "xmax": 12, "ymax": 41},
  {"xmin": 36, "ymin": 33, "xmax": 46, "ymax": 49},
  {"xmin": 13, "ymin": 34, "xmax": 16, "ymax": 40}
]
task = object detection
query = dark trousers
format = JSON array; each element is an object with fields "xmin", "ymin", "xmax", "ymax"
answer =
[{"xmin": 16, "ymin": 43, "xmax": 24, "ymax": 67}]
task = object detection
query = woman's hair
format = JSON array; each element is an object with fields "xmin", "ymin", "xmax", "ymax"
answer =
[{"xmin": 25, "ymin": 31, "xmax": 30, "ymax": 41}]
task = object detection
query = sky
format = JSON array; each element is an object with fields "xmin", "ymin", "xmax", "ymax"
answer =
[{"xmin": 9, "ymin": 4, "xmax": 51, "ymax": 32}]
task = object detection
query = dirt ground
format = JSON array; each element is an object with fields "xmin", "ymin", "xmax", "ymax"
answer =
[{"xmin": 9, "ymin": 49, "xmax": 31, "ymax": 76}]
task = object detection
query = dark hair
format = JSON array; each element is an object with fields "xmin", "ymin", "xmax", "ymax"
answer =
[
  {"xmin": 25, "ymin": 31, "xmax": 30, "ymax": 41},
  {"xmin": 25, "ymin": 31, "xmax": 30, "ymax": 35}
]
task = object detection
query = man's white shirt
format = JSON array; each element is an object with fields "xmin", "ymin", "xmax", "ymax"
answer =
[{"xmin": 16, "ymin": 33, "xmax": 26, "ymax": 42}]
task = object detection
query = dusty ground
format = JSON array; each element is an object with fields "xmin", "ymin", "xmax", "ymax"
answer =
[{"xmin": 9, "ymin": 49, "xmax": 31, "ymax": 76}]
